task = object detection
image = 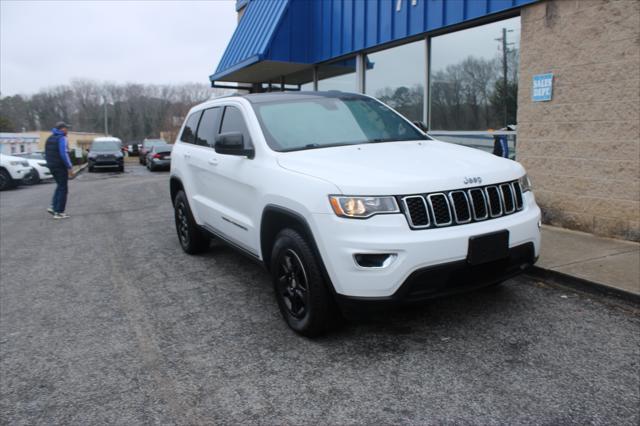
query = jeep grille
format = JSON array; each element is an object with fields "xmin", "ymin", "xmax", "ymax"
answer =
[{"xmin": 399, "ymin": 180, "xmax": 524, "ymax": 230}]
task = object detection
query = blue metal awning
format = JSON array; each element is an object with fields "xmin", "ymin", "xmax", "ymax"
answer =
[
  {"xmin": 210, "ymin": 0, "xmax": 312, "ymax": 84},
  {"xmin": 212, "ymin": 0, "xmax": 538, "ymax": 85}
]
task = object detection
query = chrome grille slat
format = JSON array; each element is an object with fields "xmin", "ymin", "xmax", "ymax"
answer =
[
  {"xmin": 402, "ymin": 196, "xmax": 430, "ymax": 228},
  {"xmin": 401, "ymin": 180, "xmax": 524, "ymax": 230},
  {"xmin": 427, "ymin": 193, "xmax": 452, "ymax": 226},
  {"xmin": 468, "ymin": 188, "xmax": 488, "ymax": 220},
  {"xmin": 448, "ymin": 191, "xmax": 471, "ymax": 224},
  {"xmin": 513, "ymin": 181, "xmax": 524, "ymax": 210},
  {"xmin": 485, "ymin": 186, "xmax": 503, "ymax": 217},
  {"xmin": 500, "ymin": 183, "xmax": 516, "ymax": 214}
]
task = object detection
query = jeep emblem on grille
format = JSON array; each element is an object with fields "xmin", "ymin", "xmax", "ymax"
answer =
[{"xmin": 463, "ymin": 177, "xmax": 482, "ymax": 185}]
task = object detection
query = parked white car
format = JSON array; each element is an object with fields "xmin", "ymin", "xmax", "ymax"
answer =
[
  {"xmin": 14, "ymin": 152, "xmax": 52, "ymax": 185},
  {"xmin": 169, "ymin": 92, "xmax": 541, "ymax": 336},
  {"xmin": 0, "ymin": 153, "xmax": 33, "ymax": 190}
]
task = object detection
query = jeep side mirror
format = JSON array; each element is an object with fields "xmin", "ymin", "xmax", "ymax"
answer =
[{"xmin": 215, "ymin": 132, "xmax": 254, "ymax": 158}]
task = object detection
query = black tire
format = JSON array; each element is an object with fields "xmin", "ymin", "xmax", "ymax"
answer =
[
  {"xmin": 148, "ymin": 162, "xmax": 154, "ymax": 172},
  {"xmin": 173, "ymin": 190, "xmax": 209, "ymax": 254},
  {"xmin": 119, "ymin": 165, "xmax": 124, "ymax": 173},
  {"xmin": 270, "ymin": 228, "xmax": 341, "ymax": 337},
  {"xmin": 22, "ymin": 169, "xmax": 40, "ymax": 185},
  {"xmin": 88, "ymin": 166, "xmax": 94, "ymax": 173},
  {"xmin": 0, "ymin": 169, "xmax": 15, "ymax": 191}
]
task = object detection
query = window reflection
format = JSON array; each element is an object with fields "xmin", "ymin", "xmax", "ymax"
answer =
[
  {"xmin": 365, "ymin": 40, "xmax": 425, "ymax": 122},
  {"xmin": 317, "ymin": 58, "xmax": 356, "ymax": 92},
  {"xmin": 430, "ymin": 17, "xmax": 520, "ymax": 130}
]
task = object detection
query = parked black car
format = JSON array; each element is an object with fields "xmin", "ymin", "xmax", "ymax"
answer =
[
  {"xmin": 127, "ymin": 142, "xmax": 140, "ymax": 156},
  {"xmin": 146, "ymin": 144, "xmax": 173, "ymax": 171},
  {"xmin": 139, "ymin": 139, "xmax": 167, "ymax": 165},
  {"xmin": 88, "ymin": 139, "xmax": 124, "ymax": 172}
]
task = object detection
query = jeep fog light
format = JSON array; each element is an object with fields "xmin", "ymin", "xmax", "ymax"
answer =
[
  {"xmin": 329, "ymin": 196, "xmax": 399, "ymax": 218},
  {"xmin": 354, "ymin": 253, "xmax": 397, "ymax": 268}
]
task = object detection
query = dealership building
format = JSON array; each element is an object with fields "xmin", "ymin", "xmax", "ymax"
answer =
[{"xmin": 211, "ymin": 0, "xmax": 639, "ymax": 241}]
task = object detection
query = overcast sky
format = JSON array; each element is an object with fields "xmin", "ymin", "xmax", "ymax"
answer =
[{"xmin": 0, "ymin": 0, "xmax": 237, "ymax": 96}]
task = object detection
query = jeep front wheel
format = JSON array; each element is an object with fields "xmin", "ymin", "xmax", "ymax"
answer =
[
  {"xmin": 270, "ymin": 228, "xmax": 339, "ymax": 337},
  {"xmin": 0, "ymin": 169, "xmax": 14, "ymax": 190}
]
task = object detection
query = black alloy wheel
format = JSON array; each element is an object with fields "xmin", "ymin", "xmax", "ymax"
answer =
[
  {"xmin": 173, "ymin": 190, "xmax": 209, "ymax": 254},
  {"xmin": 0, "ymin": 169, "xmax": 13, "ymax": 191},
  {"xmin": 270, "ymin": 228, "xmax": 341, "ymax": 336},
  {"xmin": 22, "ymin": 169, "xmax": 40, "ymax": 185},
  {"xmin": 276, "ymin": 249, "xmax": 310, "ymax": 319}
]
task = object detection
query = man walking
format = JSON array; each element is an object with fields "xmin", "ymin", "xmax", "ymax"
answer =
[{"xmin": 45, "ymin": 122, "xmax": 74, "ymax": 219}]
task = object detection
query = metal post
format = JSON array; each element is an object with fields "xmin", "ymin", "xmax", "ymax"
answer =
[
  {"xmin": 424, "ymin": 36, "xmax": 430, "ymax": 128},
  {"xmin": 312, "ymin": 66, "xmax": 318, "ymax": 91},
  {"xmin": 502, "ymin": 27, "xmax": 508, "ymax": 127},
  {"xmin": 103, "ymin": 96, "xmax": 108, "ymax": 136},
  {"xmin": 356, "ymin": 53, "xmax": 365, "ymax": 93}
]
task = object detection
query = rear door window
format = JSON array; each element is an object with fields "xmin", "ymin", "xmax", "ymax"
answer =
[
  {"xmin": 180, "ymin": 111, "xmax": 202, "ymax": 144},
  {"xmin": 194, "ymin": 107, "xmax": 221, "ymax": 147}
]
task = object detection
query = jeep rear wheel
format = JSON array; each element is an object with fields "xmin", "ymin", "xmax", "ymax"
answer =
[
  {"xmin": 271, "ymin": 228, "xmax": 340, "ymax": 337},
  {"xmin": 174, "ymin": 190, "xmax": 209, "ymax": 254}
]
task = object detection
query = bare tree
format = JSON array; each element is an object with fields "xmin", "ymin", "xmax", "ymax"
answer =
[{"xmin": 0, "ymin": 80, "xmax": 231, "ymax": 140}]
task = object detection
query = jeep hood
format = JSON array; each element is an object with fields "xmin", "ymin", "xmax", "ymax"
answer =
[{"xmin": 276, "ymin": 140, "xmax": 525, "ymax": 195}]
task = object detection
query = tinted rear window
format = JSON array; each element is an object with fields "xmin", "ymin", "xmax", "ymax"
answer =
[
  {"xmin": 195, "ymin": 107, "xmax": 221, "ymax": 147},
  {"xmin": 180, "ymin": 112, "xmax": 202, "ymax": 144}
]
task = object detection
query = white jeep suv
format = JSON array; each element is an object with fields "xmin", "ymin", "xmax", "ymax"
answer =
[
  {"xmin": 0, "ymin": 153, "xmax": 33, "ymax": 190},
  {"xmin": 170, "ymin": 92, "xmax": 541, "ymax": 336}
]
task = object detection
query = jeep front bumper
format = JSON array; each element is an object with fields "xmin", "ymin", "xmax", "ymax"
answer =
[{"xmin": 310, "ymin": 193, "xmax": 541, "ymax": 299}]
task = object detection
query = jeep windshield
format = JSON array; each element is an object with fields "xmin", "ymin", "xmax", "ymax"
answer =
[{"xmin": 252, "ymin": 95, "xmax": 429, "ymax": 152}]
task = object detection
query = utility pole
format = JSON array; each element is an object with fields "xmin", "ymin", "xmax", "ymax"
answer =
[
  {"xmin": 103, "ymin": 96, "xmax": 109, "ymax": 136},
  {"xmin": 496, "ymin": 28, "xmax": 515, "ymax": 127}
]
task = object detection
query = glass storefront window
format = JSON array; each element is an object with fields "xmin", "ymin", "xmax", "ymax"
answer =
[
  {"xmin": 317, "ymin": 58, "xmax": 356, "ymax": 92},
  {"xmin": 365, "ymin": 40, "xmax": 425, "ymax": 122},
  {"xmin": 429, "ymin": 17, "xmax": 520, "ymax": 130}
]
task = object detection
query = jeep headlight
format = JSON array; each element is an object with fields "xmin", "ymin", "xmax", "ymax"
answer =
[
  {"xmin": 329, "ymin": 196, "xmax": 399, "ymax": 218},
  {"xmin": 519, "ymin": 174, "xmax": 532, "ymax": 192}
]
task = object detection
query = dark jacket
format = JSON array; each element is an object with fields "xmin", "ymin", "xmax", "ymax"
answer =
[
  {"xmin": 45, "ymin": 128, "xmax": 72, "ymax": 169},
  {"xmin": 492, "ymin": 135, "xmax": 509, "ymax": 158}
]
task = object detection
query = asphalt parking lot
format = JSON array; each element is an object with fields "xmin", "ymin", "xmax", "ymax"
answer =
[{"xmin": 1, "ymin": 163, "xmax": 639, "ymax": 425}]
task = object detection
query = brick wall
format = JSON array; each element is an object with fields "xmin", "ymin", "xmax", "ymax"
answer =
[{"xmin": 517, "ymin": 0, "xmax": 640, "ymax": 241}]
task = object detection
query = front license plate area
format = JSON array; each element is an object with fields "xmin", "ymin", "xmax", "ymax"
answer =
[{"xmin": 467, "ymin": 230, "xmax": 510, "ymax": 266}]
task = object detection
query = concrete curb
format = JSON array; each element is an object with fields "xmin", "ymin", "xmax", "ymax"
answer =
[
  {"xmin": 528, "ymin": 266, "xmax": 640, "ymax": 304},
  {"xmin": 71, "ymin": 163, "xmax": 88, "ymax": 177}
]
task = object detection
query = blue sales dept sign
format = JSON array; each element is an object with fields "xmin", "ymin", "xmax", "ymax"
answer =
[{"xmin": 532, "ymin": 73, "xmax": 553, "ymax": 102}]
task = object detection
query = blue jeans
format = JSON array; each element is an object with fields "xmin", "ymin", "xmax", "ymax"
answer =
[{"xmin": 51, "ymin": 167, "xmax": 69, "ymax": 213}]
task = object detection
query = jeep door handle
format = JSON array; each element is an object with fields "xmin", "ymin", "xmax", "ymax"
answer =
[
  {"xmin": 183, "ymin": 153, "xmax": 191, "ymax": 159},
  {"xmin": 208, "ymin": 158, "xmax": 219, "ymax": 166}
]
